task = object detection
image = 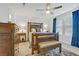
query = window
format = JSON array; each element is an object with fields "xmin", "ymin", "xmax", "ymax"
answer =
[
  {"xmin": 56, "ymin": 13, "xmax": 72, "ymax": 36},
  {"xmin": 56, "ymin": 13, "xmax": 72, "ymax": 44}
]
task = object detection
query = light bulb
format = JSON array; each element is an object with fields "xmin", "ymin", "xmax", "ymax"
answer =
[
  {"xmin": 8, "ymin": 14, "xmax": 12, "ymax": 23},
  {"xmin": 46, "ymin": 10, "xmax": 50, "ymax": 14},
  {"xmin": 9, "ymin": 14, "xmax": 12, "ymax": 19}
]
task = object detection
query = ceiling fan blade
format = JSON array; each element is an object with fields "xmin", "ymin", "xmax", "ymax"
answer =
[
  {"xmin": 53, "ymin": 5, "xmax": 62, "ymax": 9},
  {"xmin": 36, "ymin": 9, "xmax": 45, "ymax": 11}
]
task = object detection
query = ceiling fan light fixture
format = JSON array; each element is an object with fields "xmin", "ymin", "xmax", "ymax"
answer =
[{"xmin": 46, "ymin": 10, "xmax": 50, "ymax": 14}]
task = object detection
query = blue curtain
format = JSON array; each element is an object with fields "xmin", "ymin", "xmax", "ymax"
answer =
[
  {"xmin": 53, "ymin": 18, "xmax": 56, "ymax": 33},
  {"xmin": 71, "ymin": 10, "xmax": 79, "ymax": 48}
]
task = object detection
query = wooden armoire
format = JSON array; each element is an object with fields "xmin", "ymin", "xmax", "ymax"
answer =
[{"xmin": 0, "ymin": 23, "xmax": 15, "ymax": 56}]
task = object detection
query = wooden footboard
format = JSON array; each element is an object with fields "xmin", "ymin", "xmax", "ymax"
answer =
[{"xmin": 31, "ymin": 32, "xmax": 59, "ymax": 54}]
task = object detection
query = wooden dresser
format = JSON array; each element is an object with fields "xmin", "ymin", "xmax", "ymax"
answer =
[{"xmin": 0, "ymin": 23, "xmax": 15, "ymax": 56}]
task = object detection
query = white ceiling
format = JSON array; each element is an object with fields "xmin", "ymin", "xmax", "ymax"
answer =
[
  {"xmin": 0, "ymin": 3, "xmax": 79, "ymax": 20},
  {"xmin": 9, "ymin": 3, "xmax": 79, "ymax": 17}
]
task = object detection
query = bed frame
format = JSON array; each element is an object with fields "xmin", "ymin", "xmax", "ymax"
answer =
[{"xmin": 31, "ymin": 32, "xmax": 61, "ymax": 55}]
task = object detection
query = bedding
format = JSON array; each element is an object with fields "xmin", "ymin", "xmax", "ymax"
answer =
[{"xmin": 39, "ymin": 40, "xmax": 60, "ymax": 48}]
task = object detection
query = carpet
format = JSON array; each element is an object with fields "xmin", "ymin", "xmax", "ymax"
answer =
[
  {"xmin": 34, "ymin": 48, "xmax": 78, "ymax": 56},
  {"xmin": 14, "ymin": 42, "xmax": 78, "ymax": 56}
]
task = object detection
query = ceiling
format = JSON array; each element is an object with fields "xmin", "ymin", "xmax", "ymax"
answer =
[
  {"xmin": 0, "ymin": 3, "xmax": 79, "ymax": 20},
  {"xmin": 9, "ymin": 3, "xmax": 79, "ymax": 18}
]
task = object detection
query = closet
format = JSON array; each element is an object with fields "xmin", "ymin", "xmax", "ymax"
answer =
[{"xmin": 0, "ymin": 23, "xmax": 15, "ymax": 56}]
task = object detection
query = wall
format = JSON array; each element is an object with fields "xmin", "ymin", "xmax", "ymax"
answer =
[
  {"xmin": 14, "ymin": 15, "xmax": 50, "ymax": 31},
  {"xmin": 0, "ymin": 5, "xmax": 9, "ymax": 22}
]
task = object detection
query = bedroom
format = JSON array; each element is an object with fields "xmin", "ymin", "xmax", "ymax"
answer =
[{"xmin": 0, "ymin": 3, "xmax": 79, "ymax": 56}]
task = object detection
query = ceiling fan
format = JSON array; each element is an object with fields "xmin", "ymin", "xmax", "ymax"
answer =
[{"xmin": 36, "ymin": 3, "xmax": 62, "ymax": 15}]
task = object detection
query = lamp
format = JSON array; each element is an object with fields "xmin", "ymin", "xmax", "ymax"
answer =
[{"xmin": 8, "ymin": 14, "xmax": 12, "ymax": 23}]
